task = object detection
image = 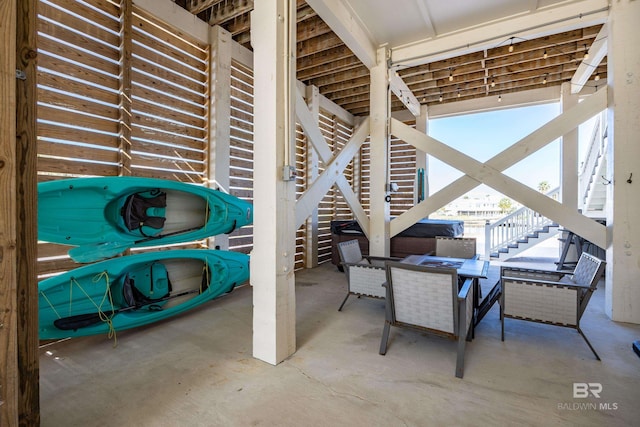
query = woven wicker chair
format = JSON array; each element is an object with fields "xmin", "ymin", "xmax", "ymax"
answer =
[
  {"xmin": 500, "ymin": 252, "xmax": 606, "ymax": 359},
  {"xmin": 336, "ymin": 239, "xmax": 397, "ymax": 311},
  {"xmin": 379, "ymin": 262, "xmax": 474, "ymax": 378},
  {"xmin": 435, "ymin": 236, "xmax": 478, "ymax": 259}
]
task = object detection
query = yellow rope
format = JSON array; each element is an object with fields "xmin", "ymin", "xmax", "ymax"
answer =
[
  {"xmin": 204, "ymin": 196, "xmax": 211, "ymax": 232},
  {"xmin": 93, "ymin": 271, "xmax": 118, "ymax": 346},
  {"xmin": 40, "ymin": 290, "xmax": 61, "ymax": 319},
  {"xmin": 68, "ymin": 272, "xmax": 118, "ymax": 345}
]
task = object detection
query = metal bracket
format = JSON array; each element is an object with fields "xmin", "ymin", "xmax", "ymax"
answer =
[
  {"xmin": 282, "ymin": 165, "xmax": 297, "ymax": 181},
  {"xmin": 16, "ymin": 69, "xmax": 26, "ymax": 80}
]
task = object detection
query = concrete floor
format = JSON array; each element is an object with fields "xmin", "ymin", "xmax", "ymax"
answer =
[{"xmin": 40, "ymin": 259, "xmax": 640, "ymax": 426}]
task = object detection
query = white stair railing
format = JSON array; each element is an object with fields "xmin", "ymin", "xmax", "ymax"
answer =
[
  {"xmin": 579, "ymin": 112, "xmax": 607, "ymax": 208},
  {"xmin": 484, "ymin": 188, "xmax": 559, "ymax": 259}
]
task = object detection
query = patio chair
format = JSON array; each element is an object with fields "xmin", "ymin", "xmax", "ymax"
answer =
[
  {"xmin": 500, "ymin": 252, "xmax": 606, "ymax": 359},
  {"xmin": 379, "ymin": 261, "xmax": 474, "ymax": 378},
  {"xmin": 336, "ymin": 239, "xmax": 397, "ymax": 311},
  {"xmin": 435, "ymin": 236, "xmax": 483, "ymax": 300},
  {"xmin": 435, "ymin": 236, "xmax": 478, "ymax": 259}
]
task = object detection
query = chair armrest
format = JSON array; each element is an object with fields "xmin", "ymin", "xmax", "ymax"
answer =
[
  {"xmin": 457, "ymin": 277, "xmax": 473, "ymax": 300},
  {"xmin": 344, "ymin": 261, "xmax": 385, "ymax": 271},
  {"xmin": 501, "ymin": 266, "xmax": 564, "ymax": 282},
  {"xmin": 366, "ymin": 256, "xmax": 401, "ymax": 268},
  {"xmin": 502, "ymin": 275, "xmax": 589, "ymax": 290},
  {"xmin": 366, "ymin": 255, "xmax": 401, "ymax": 262}
]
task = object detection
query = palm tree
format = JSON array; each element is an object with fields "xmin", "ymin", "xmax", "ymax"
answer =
[
  {"xmin": 498, "ymin": 197, "xmax": 513, "ymax": 214},
  {"xmin": 537, "ymin": 180, "xmax": 551, "ymax": 194}
]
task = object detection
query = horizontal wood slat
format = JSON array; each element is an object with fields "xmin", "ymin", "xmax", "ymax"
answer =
[
  {"xmin": 37, "ymin": 34, "xmax": 119, "ymax": 76},
  {"xmin": 38, "ymin": 104, "xmax": 118, "ymax": 133},
  {"xmin": 37, "ymin": 14, "xmax": 119, "ymax": 62},
  {"xmin": 133, "ymin": 7, "xmax": 208, "ymax": 60},
  {"xmin": 38, "ymin": 157, "xmax": 119, "ymax": 176},
  {"xmin": 132, "ymin": 70, "xmax": 205, "ymax": 105},
  {"xmin": 38, "ymin": 122, "xmax": 117, "ymax": 147},
  {"xmin": 132, "ymin": 83, "xmax": 206, "ymax": 117},
  {"xmin": 131, "ymin": 126, "xmax": 206, "ymax": 151},
  {"xmin": 38, "ymin": 141, "xmax": 118, "ymax": 163},
  {"xmin": 38, "ymin": 91, "xmax": 119, "ymax": 124},
  {"xmin": 131, "ymin": 54, "xmax": 205, "ymax": 94},
  {"xmin": 131, "ymin": 37, "xmax": 206, "ymax": 83},
  {"xmin": 38, "ymin": 71, "xmax": 118, "ymax": 106},
  {"xmin": 131, "ymin": 97, "xmax": 206, "ymax": 129},
  {"xmin": 132, "ymin": 112, "xmax": 206, "ymax": 139}
]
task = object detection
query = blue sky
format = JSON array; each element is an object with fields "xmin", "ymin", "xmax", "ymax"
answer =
[{"xmin": 427, "ymin": 103, "xmax": 566, "ymax": 197}]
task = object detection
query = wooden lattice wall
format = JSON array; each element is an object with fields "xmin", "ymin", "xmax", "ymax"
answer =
[{"xmin": 36, "ymin": 0, "xmax": 210, "ymax": 277}]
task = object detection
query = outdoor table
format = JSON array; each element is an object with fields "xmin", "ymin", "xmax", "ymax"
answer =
[{"xmin": 401, "ymin": 254, "xmax": 493, "ymax": 333}]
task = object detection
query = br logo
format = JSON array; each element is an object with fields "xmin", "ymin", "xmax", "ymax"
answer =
[{"xmin": 573, "ymin": 383, "xmax": 603, "ymax": 398}]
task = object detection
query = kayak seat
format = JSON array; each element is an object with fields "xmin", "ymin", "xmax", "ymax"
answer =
[
  {"xmin": 122, "ymin": 262, "xmax": 172, "ymax": 309},
  {"xmin": 121, "ymin": 190, "xmax": 167, "ymax": 237}
]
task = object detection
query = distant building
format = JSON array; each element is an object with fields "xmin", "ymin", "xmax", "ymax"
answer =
[{"xmin": 440, "ymin": 194, "xmax": 520, "ymax": 218}]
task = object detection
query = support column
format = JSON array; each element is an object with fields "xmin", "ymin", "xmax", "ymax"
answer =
[
  {"xmin": 1, "ymin": 0, "xmax": 39, "ymax": 424},
  {"xmin": 1, "ymin": 2, "xmax": 19, "ymax": 423},
  {"xmin": 209, "ymin": 25, "xmax": 232, "ymax": 250},
  {"xmin": 250, "ymin": 0, "xmax": 297, "ymax": 364},
  {"xmin": 415, "ymin": 105, "xmax": 429, "ymax": 205},
  {"xmin": 369, "ymin": 47, "xmax": 391, "ymax": 256},
  {"xmin": 305, "ymin": 85, "xmax": 319, "ymax": 268},
  {"xmin": 560, "ymin": 82, "xmax": 578, "ymax": 211},
  {"xmin": 16, "ymin": 0, "xmax": 39, "ymax": 421},
  {"xmin": 605, "ymin": 0, "xmax": 640, "ymax": 323},
  {"xmin": 118, "ymin": 0, "xmax": 132, "ymax": 176}
]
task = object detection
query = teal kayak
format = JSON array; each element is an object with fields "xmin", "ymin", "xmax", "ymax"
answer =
[
  {"xmin": 38, "ymin": 249, "xmax": 249, "ymax": 340},
  {"xmin": 38, "ymin": 177, "xmax": 253, "ymax": 262}
]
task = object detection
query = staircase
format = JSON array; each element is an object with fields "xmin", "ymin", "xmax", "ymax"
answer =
[
  {"xmin": 484, "ymin": 189, "xmax": 560, "ymax": 260},
  {"xmin": 579, "ymin": 112, "xmax": 608, "ymax": 216}
]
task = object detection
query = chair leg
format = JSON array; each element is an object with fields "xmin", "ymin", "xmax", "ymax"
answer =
[
  {"xmin": 501, "ymin": 311, "xmax": 505, "ymax": 342},
  {"xmin": 379, "ymin": 321, "xmax": 391, "ymax": 355},
  {"xmin": 338, "ymin": 292, "xmax": 351, "ymax": 311},
  {"xmin": 577, "ymin": 326, "xmax": 601, "ymax": 361},
  {"xmin": 456, "ymin": 333, "xmax": 466, "ymax": 378}
]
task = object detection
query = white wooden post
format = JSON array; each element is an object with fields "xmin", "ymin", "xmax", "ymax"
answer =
[
  {"xmin": 605, "ymin": 0, "xmax": 640, "ymax": 323},
  {"xmin": 560, "ymin": 82, "xmax": 578, "ymax": 212},
  {"xmin": 209, "ymin": 25, "xmax": 232, "ymax": 250},
  {"xmin": 369, "ymin": 46, "xmax": 390, "ymax": 256},
  {"xmin": 305, "ymin": 85, "xmax": 320, "ymax": 268},
  {"xmin": 250, "ymin": 0, "xmax": 297, "ymax": 364}
]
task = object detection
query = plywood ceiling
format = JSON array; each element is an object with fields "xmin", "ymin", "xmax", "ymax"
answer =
[{"xmin": 175, "ymin": 0, "xmax": 607, "ymax": 116}]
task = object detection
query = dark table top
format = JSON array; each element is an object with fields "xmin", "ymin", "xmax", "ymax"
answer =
[{"xmin": 401, "ymin": 254, "xmax": 489, "ymax": 279}]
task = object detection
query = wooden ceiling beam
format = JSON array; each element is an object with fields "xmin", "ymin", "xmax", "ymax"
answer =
[
  {"xmin": 571, "ymin": 23, "xmax": 608, "ymax": 93},
  {"xmin": 485, "ymin": 38, "xmax": 596, "ymax": 69},
  {"xmin": 484, "ymin": 26, "xmax": 600, "ymax": 60},
  {"xmin": 209, "ymin": 0, "xmax": 253, "ymax": 26},
  {"xmin": 413, "ymin": 68, "xmax": 588, "ymax": 103},
  {"xmin": 298, "ymin": 56, "xmax": 363, "ymax": 81},
  {"xmin": 188, "ymin": 0, "xmax": 225, "ymax": 15},
  {"xmin": 305, "ymin": 0, "xmax": 377, "ymax": 69},
  {"xmin": 397, "ymin": 51, "xmax": 485, "ymax": 79},
  {"xmin": 297, "ymin": 45, "xmax": 356, "ymax": 72},
  {"xmin": 309, "ymin": 66, "xmax": 369, "ymax": 89},
  {"xmin": 297, "ymin": 32, "xmax": 344, "ymax": 58},
  {"xmin": 326, "ymin": 85, "xmax": 371, "ymax": 103},
  {"xmin": 320, "ymin": 75, "xmax": 370, "ymax": 95},
  {"xmin": 391, "ymin": 0, "xmax": 608, "ymax": 68},
  {"xmin": 297, "ymin": 16, "xmax": 332, "ymax": 43}
]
